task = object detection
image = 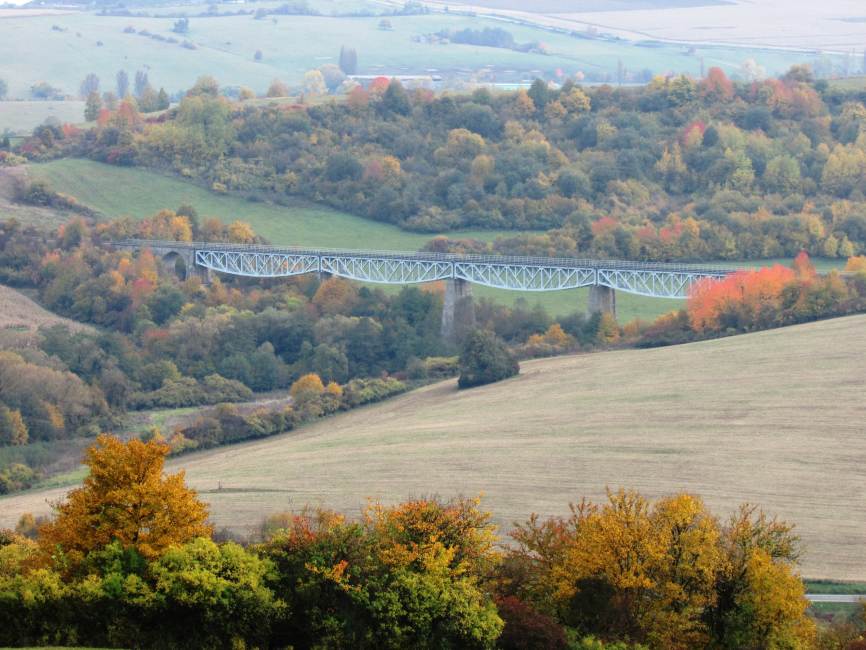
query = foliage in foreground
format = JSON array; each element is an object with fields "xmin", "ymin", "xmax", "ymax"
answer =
[{"xmin": 0, "ymin": 435, "xmax": 834, "ymax": 649}]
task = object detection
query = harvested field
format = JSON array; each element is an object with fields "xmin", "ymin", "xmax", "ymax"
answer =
[
  {"xmin": 3, "ymin": 315, "xmax": 865, "ymax": 579},
  {"xmin": 0, "ymin": 284, "xmax": 95, "ymax": 334}
]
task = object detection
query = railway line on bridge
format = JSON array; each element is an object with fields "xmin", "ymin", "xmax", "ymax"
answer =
[{"xmin": 115, "ymin": 239, "xmax": 739, "ymax": 341}]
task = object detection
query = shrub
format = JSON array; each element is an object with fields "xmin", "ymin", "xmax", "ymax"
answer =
[
  {"xmin": 458, "ymin": 330, "xmax": 519, "ymax": 389},
  {"xmin": 496, "ymin": 595, "xmax": 568, "ymax": 650},
  {"xmin": 340, "ymin": 377, "xmax": 407, "ymax": 408},
  {"xmin": 129, "ymin": 374, "xmax": 252, "ymax": 409}
]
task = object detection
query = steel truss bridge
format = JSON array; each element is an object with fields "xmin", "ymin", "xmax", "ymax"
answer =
[{"xmin": 118, "ymin": 240, "xmax": 736, "ymax": 299}]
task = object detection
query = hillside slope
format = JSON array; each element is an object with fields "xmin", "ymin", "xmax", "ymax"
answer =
[
  {"xmin": 3, "ymin": 316, "xmax": 865, "ymax": 579},
  {"xmin": 0, "ymin": 284, "xmax": 95, "ymax": 333}
]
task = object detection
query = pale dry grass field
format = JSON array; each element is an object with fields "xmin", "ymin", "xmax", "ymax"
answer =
[
  {"xmin": 3, "ymin": 315, "xmax": 865, "ymax": 579},
  {"xmin": 0, "ymin": 284, "xmax": 95, "ymax": 333}
]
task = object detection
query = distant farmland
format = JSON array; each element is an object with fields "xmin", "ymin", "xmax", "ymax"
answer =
[
  {"xmin": 0, "ymin": 6, "xmax": 836, "ymax": 100},
  {"xmin": 4, "ymin": 314, "xmax": 865, "ymax": 580}
]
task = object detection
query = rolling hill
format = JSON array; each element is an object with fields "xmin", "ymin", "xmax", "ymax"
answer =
[{"xmin": 3, "ymin": 315, "xmax": 865, "ymax": 580}]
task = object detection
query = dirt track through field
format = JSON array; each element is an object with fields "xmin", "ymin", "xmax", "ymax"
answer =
[{"xmin": 3, "ymin": 315, "xmax": 865, "ymax": 579}]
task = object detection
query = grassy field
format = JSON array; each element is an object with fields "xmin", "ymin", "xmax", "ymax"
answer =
[
  {"xmin": 29, "ymin": 159, "xmax": 528, "ymax": 248},
  {"xmin": 3, "ymin": 314, "xmax": 865, "ymax": 580},
  {"xmin": 0, "ymin": 7, "xmax": 836, "ymax": 99}
]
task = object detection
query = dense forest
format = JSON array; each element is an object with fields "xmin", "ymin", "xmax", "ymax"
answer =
[{"xmin": 10, "ymin": 67, "xmax": 866, "ymax": 262}]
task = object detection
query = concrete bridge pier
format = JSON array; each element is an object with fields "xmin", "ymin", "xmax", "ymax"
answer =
[
  {"xmin": 588, "ymin": 284, "xmax": 616, "ymax": 318},
  {"xmin": 441, "ymin": 278, "xmax": 475, "ymax": 345}
]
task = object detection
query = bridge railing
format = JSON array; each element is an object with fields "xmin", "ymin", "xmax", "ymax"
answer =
[{"xmin": 113, "ymin": 239, "xmax": 738, "ymax": 276}]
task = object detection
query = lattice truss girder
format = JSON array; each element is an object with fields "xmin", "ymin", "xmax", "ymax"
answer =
[
  {"xmin": 192, "ymin": 247, "xmax": 728, "ymax": 298},
  {"xmin": 195, "ymin": 250, "xmax": 319, "ymax": 277},
  {"xmin": 455, "ymin": 262, "xmax": 596, "ymax": 291},
  {"xmin": 320, "ymin": 256, "xmax": 452, "ymax": 284},
  {"xmin": 597, "ymin": 269, "xmax": 723, "ymax": 299}
]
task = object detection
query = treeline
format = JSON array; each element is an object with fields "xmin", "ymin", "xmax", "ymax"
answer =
[
  {"xmin": 639, "ymin": 252, "xmax": 866, "ymax": 346},
  {"xmin": 435, "ymin": 27, "xmax": 544, "ymax": 54},
  {"xmin": 158, "ymin": 373, "xmax": 406, "ymax": 453},
  {"xmin": 2, "ymin": 434, "xmax": 853, "ymax": 649},
  {"xmin": 14, "ymin": 67, "xmax": 866, "ymax": 261}
]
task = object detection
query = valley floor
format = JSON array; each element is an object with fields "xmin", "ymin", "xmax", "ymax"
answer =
[{"xmin": 3, "ymin": 315, "xmax": 865, "ymax": 580}]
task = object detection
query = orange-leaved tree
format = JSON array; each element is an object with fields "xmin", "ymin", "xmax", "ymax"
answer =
[
  {"xmin": 39, "ymin": 434, "xmax": 211, "ymax": 567},
  {"xmin": 845, "ymin": 255, "xmax": 866, "ymax": 273},
  {"xmin": 688, "ymin": 265, "xmax": 795, "ymax": 333},
  {"xmin": 290, "ymin": 373, "xmax": 325, "ymax": 405}
]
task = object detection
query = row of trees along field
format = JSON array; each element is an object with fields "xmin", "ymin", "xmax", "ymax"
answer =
[
  {"xmin": 9, "ymin": 67, "xmax": 866, "ymax": 261},
  {"xmin": 4, "ymin": 433, "xmax": 859, "ymax": 649}
]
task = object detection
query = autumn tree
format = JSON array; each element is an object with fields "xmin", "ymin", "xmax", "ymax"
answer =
[
  {"xmin": 136, "ymin": 210, "xmax": 193, "ymax": 242},
  {"xmin": 84, "ymin": 91, "xmax": 102, "ymax": 122},
  {"xmin": 38, "ymin": 434, "xmax": 211, "ymax": 566},
  {"xmin": 688, "ymin": 265, "xmax": 796, "ymax": 334},
  {"xmin": 227, "ymin": 220, "xmax": 256, "ymax": 243},
  {"xmin": 263, "ymin": 498, "xmax": 504, "ymax": 648},
  {"xmin": 312, "ymin": 276, "xmax": 358, "ymax": 315},
  {"xmin": 507, "ymin": 490, "xmax": 814, "ymax": 649},
  {"xmin": 290, "ymin": 373, "xmax": 325, "ymax": 405},
  {"xmin": 0, "ymin": 406, "xmax": 28, "ymax": 445},
  {"xmin": 187, "ymin": 75, "xmax": 219, "ymax": 98},
  {"xmin": 845, "ymin": 255, "xmax": 866, "ymax": 273},
  {"xmin": 267, "ymin": 79, "xmax": 289, "ymax": 98},
  {"xmin": 700, "ymin": 67, "xmax": 734, "ymax": 102},
  {"xmin": 303, "ymin": 69, "xmax": 327, "ymax": 97},
  {"xmin": 707, "ymin": 504, "xmax": 814, "ymax": 648}
]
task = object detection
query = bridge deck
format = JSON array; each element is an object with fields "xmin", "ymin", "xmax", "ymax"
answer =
[{"xmin": 118, "ymin": 239, "xmax": 739, "ymax": 276}]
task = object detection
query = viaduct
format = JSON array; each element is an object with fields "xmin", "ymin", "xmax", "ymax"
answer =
[{"xmin": 115, "ymin": 240, "xmax": 735, "ymax": 342}]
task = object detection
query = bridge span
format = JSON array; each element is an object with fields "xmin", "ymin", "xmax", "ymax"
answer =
[{"xmin": 115, "ymin": 240, "xmax": 735, "ymax": 342}]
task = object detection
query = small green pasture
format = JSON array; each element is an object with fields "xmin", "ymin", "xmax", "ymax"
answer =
[{"xmin": 29, "ymin": 159, "xmax": 526, "ymax": 248}]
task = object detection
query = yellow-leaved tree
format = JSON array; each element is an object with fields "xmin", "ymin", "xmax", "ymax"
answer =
[
  {"xmin": 39, "ymin": 434, "xmax": 211, "ymax": 567},
  {"xmin": 508, "ymin": 490, "xmax": 814, "ymax": 649}
]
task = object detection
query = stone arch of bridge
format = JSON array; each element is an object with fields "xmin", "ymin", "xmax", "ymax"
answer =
[{"xmin": 161, "ymin": 251, "xmax": 188, "ymax": 280}]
